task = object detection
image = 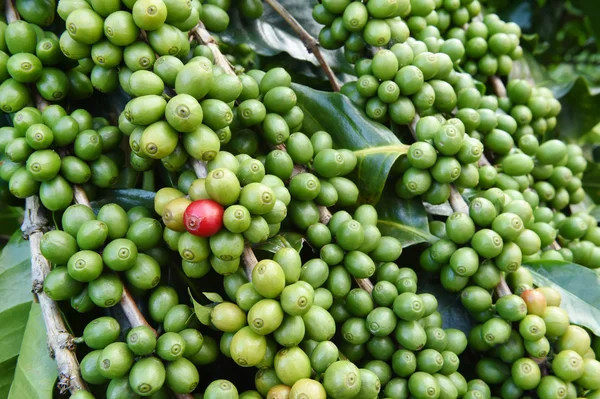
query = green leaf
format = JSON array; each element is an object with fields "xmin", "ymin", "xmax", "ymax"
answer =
[
  {"xmin": 258, "ymin": 53, "xmax": 354, "ymax": 88},
  {"xmin": 417, "ymin": 278, "xmax": 473, "ymax": 334},
  {"xmin": 189, "ymin": 289, "xmax": 211, "ymax": 326},
  {"xmin": 524, "ymin": 260, "xmax": 600, "ymax": 335},
  {"xmin": 0, "ymin": 205, "xmax": 22, "ymax": 238},
  {"xmin": 590, "ymin": 205, "xmax": 600, "ymax": 222},
  {"xmin": 572, "ymin": 0, "xmax": 600, "ymax": 40},
  {"xmin": 90, "ymin": 189, "xmax": 156, "ymax": 212},
  {"xmin": 0, "ymin": 360, "xmax": 17, "ymax": 399},
  {"xmin": 8, "ymin": 303, "xmax": 58, "ymax": 399},
  {"xmin": 294, "ymin": 84, "xmax": 410, "ymax": 203},
  {"xmin": 0, "ymin": 232, "xmax": 34, "ymax": 396},
  {"xmin": 253, "ymin": 232, "xmax": 306, "ymax": 253},
  {"xmin": 221, "ymin": 0, "xmax": 353, "ymax": 75},
  {"xmin": 552, "ymin": 77, "xmax": 600, "ymax": 141},
  {"xmin": 582, "ymin": 162, "xmax": 600, "ymax": 203},
  {"xmin": 203, "ymin": 292, "xmax": 224, "ymax": 303},
  {"xmin": 510, "ymin": 51, "xmax": 551, "ymax": 84},
  {"xmin": 376, "ymin": 189, "xmax": 436, "ymax": 248}
]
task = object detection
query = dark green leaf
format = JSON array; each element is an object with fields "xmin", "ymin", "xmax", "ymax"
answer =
[
  {"xmin": 417, "ymin": 279, "xmax": 473, "ymax": 333},
  {"xmin": 499, "ymin": 1, "xmax": 533, "ymax": 31},
  {"xmin": 90, "ymin": 189, "xmax": 156, "ymax": 212},
  {"xmin": 8, "ymin": 303, "xmax": 58, "ymax": 399},
  {"xmin": 221, "ymin": 0, "xmax": 353, "ymax": 75},
  {"xmin": 572, "ymin": 0, "xmax": 600, "ymax": 40},
  {"xmin": 294, "ymin": 84, "xmax": 410, "ymax": 203},
  {"xmin": 0, "ymin": 360, "xmax": 17, "ymax": 399},
  {"xmin": 203, "ymin": 292, "xmax": 224, "ymax": 303},
  {"xmin": 582, "ymin": 162, "xmax": 600, "ymax": 203},
  {"xmin": 189, "ymin": 289, "xmax": 211, "ymax": 326},
  {"xmin": 553, "ymin": 77, "xmax": 600, "ymax": 141},
  {"xmin": 258, "ymin": 53, "xmax": 354, "ymax": 87},
  {"xmin": 0, "ymin": 232, "xmax": 34, "ymax": 396},
  {"xmin": 376, "ymin": 189, "xmax": 435, "ymax": 248},
  {"xmin": 0, "ymin": 205, "xmax": 22, "ymax": 237},
  {"xmin": 253, "ymin": 232, "xmax": 306, "ymax": 253},
  {"xmin": 524, "ymin": 260, "xmax": 600, "ymax": 335}
]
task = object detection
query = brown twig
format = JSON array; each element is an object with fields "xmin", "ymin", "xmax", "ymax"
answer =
[
  {"xmin": 262, "ymin": 0, "xmax": 341, "ymax": 92},
  {"xmin": 191, "ymin": 159, "xmax": 208, "ymax": 179},
  {"xmin": 494, "ymin": 275, "xmax": 512, "ymax": 298},
  {"xmin": 22, "ymin": 197, "xmax": 89, "ymax": 394},
  {"xmin": 6, "ymin": 0, "xmax": 88, "ymax": 394},
  {"xmin": 188, "ymin": 22, "xmax": 236, "ymax": 176},
  {"xmin": 449, "ymin": 186, "xmax": 469, "ymax": 215},
  {"xmin": 4, "ymin": 0, "xmax": 18, "ymax": 21},
  {"xmin": 119, "ymin": 284, "xmax": 157, "ymax": 336},
  {"xmin": 489, "ymin": 76, "xmax": 507, "ymax": 98},
  {"xmin": 191, "ymin": 22, "xmax": 236, "ymax": 75},
  {"xmin": 242, "ymin": 244, "xmax": 259, "ymax": 280},
  {"xmin": 355, "ymin": 278, "xmax": 374, "ymax": 294},
  {"xmin": 318, "ymin": 205, "xmax": 333, "ymax": 225},
  {"xmin": 73, "ymin": 185, "xmax": 91, "ymax": 207}
]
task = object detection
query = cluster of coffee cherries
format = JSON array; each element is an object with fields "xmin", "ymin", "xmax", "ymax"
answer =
[
  {"xmin": 170, "ymin": 205, "xmax": 482, "ymax": 399},
  {"xmin": 0, "ymin": 17, "xmax": 89, "ymax": 105},
  {"xmin": 342, "ymin": 40, "xmax": 462, "ymax": 125},
  {"xmin": 395, "ymin": 115, "xmax": 484, "ymax": 204},
  {"xmin": 406, "ymin": 0, "xmax": 482, "ymax": 39},
  {"xmin": 313, "ymin": 0, "xmax": 411, "ymax": 61},
  {"xmin": 450, "ymin": 14, "xmax": 523, "ymax": 77},
  {"xmin": 422, "ymin": 189, "xmax": 542, "ymax": 292},
  {"xmin": 0, "ymin": 105, "xmax": 121, "ymax": 211},
  {"xmin": 466, "ymin": 280, "xmax": 600, "ymax": 398},
  {"xmin": 56, "ymin": 0, "xmax": 205, "ymax": 96},
  {"xmin": 41, "ymin": 202, "xmax": 169, "ymax": 311},
  {"xmin": 77, "ymin": 286, "xmax": 208, "ymax": 396}
]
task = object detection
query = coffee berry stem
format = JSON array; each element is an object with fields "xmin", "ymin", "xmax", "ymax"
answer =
[
  {"xmin": 73, "ymin": 185, "xmax": 91, "ymax": 208},
  {"xmin": 262, "ymin": 0, "xmax": 341, "ymax": 92},
  {"xmin": 5, "ymin": 1, "xmax": 90, "ymax": 394},
  {"xmin": 355, "ymin": 277, "xmax": 375, "ymax": 294},
  {"xmin": 243, "ymin": 244, "xmax": 259, "ymax": 280},
  {"xmin": 23, "ymin": 198, "xmax": 89, "ymax": 394},
  {"xmin": 6, "ymin": 1, "xmax": 92, "ymax": 393},
  {"xmin": 188, "ymin": 23, "xmax": 237, "ymax": 176},
  {"xmin": 191, "ymin": 160, "xmax": 208, "ymax": 179},
  {"xmin": 192, "ymin": 22, "xmax": 236, "ymax": 76},
  {"xmin": 494, "ymin": 276, "xmax": 512, "ymax": 298},
  {"xmin": 119, "ymin": 283, "xmax": 158, "ymax": 336},
  {"xmin": 489, "ymin": 76, "xmax": 508, "ymax": 98}
]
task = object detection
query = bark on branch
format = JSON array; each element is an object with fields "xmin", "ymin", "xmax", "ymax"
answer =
[{"xmin": 263, "ymin": 0, "xmax": 341, "ymax": 92}]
